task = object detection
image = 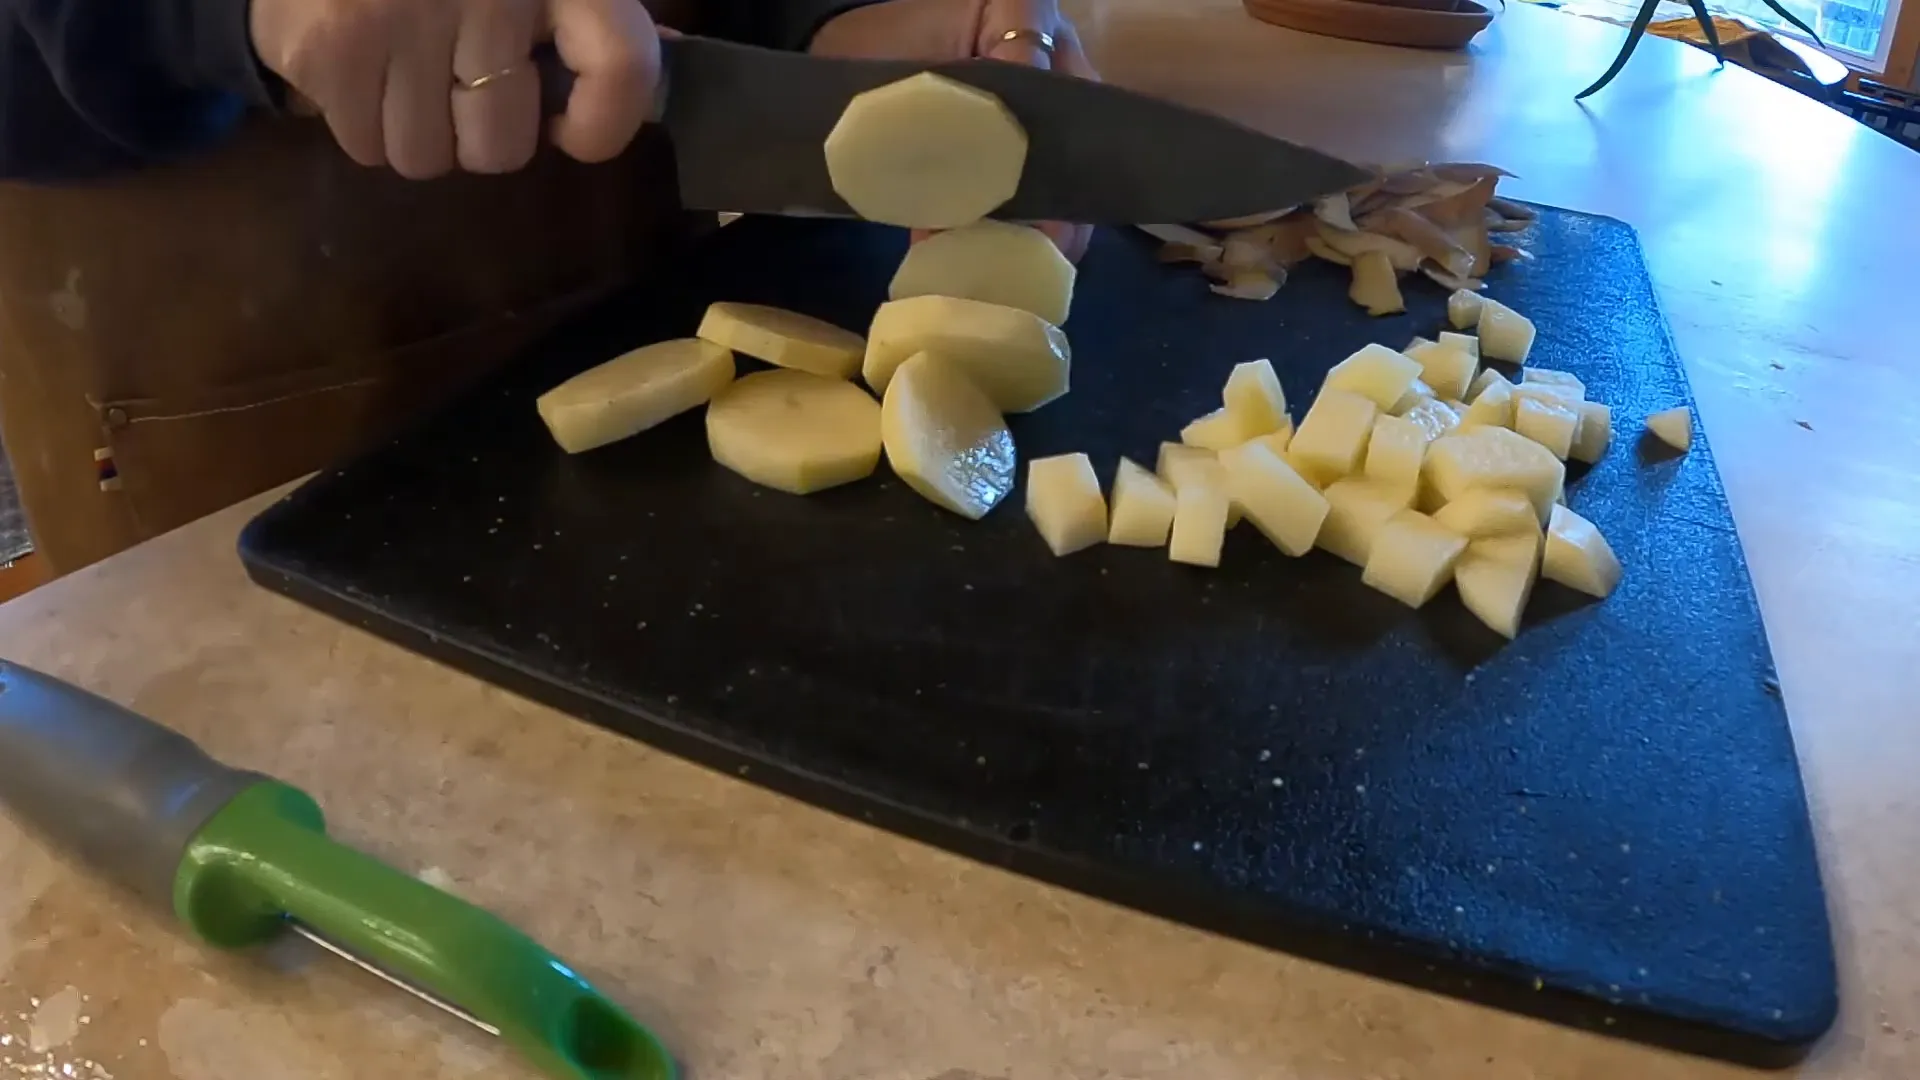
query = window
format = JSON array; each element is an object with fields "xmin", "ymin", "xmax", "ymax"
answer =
[{"xmin": 1716, "ymin": 0, "xmax": 1898, "ymax": 66}]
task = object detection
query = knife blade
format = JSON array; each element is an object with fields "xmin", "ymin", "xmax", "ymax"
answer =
[{"xmin": 542, "ymin": 37, "xmax": 1370, "ymax": 225}]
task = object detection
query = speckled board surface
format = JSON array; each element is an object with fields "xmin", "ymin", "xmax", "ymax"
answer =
[{"xmin": 239, "ymin": 211, "xmax": 1835, "ymax": 1066}]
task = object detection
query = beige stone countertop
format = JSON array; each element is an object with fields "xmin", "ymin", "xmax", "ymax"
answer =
[{"xmin": 4, "ymin": 1, "xmax": 1919, "ymax": 1077}]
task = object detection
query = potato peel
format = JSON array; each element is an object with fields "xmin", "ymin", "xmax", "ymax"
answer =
[{"xmin": 1349, "ymin": 251, "xmax": 1405, "ymax": 316}]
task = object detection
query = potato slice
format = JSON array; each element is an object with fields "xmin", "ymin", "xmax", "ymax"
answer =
[
  {"xmin": 1456, "ymin": 531, "xmax": 1543, "ymax": 639},
  {"xmin": 1108, "ymin": 458, "xmax": 1176, "ymax": 548},
  {"xmin": 1169, "ymin": 482, "xmax": 1231, "ymax": 567},
  {"xmin": 1291, "ymin": 389, "xmax": 1379, "ymax": 483},
  {"xmin": 824, "ymin": 72, "xmax": 1026, "ymax": 229},
  {"xmin": 1515, "ymin": 395, "xmax": 1579, "ymax": 460},
  {"xmin": 705, "ymin": 370, "xmax": 881, "ymax": 494},
  {"xmin": 1424, "ymin": 426, "xmax": 1566, "ymax": 522},
  {"xmin": 1405, "ymin": 338, "xmax": 1477, "ymax": 401},
  {"xmin": 1317, "ymin": 478, "xmax": 1415, "ymax": 566},
  {"xmin": 1646, "ymin": 406, "xmax": 1693, "ymax": 452},
  {"xmin": 1348, "ymin": 251, "xmax": 1405, "ymax": 315},
  {"xmin": 1026, "ymin": 453, "xmax": 1107, "ymax": 556},
  {"xmin": 888, "ymin": 220, "xmax": 1075, "ymax": 325},
  {"xmin": 1433, "ymin": 488, "xmax": 1538, "ymax": 539},
  {"xmin": 1401, "ymin": 397, "xmax": 1463, "ymax": 443},
  {"xmin": 1182, "ymin": 407, "xmax": 1262, "ymax": 451},
  {"xmin": 880, "ymin": 351, "xmax": 1015, "ymax": 519},
  {"xmin": 1363, "ymin": 511, "xmax": 1469, "ymax": 608},
  {"xmin": 1543, "ymin": 504, "xmax": 1622, "ymax": 597},
  {"xmin": 1462, "ymin": 375, "xmax": 1515, "ymax": 429},
  {"xmin": 1571, "ymin": 400, "xmax": 1613, "ymax": 464},
  {"xmin": 1224, "ymin": 358, "xmax": 1289, "ymax": 433},
  {"xmin": 1221, "ymin": 441, "xmax": 1330, "ymax": 556},
  {"xmin": 537, "ymin": 338, "xmax": 735, "ymax": 454},
  {"xmin": 1477, "ymin": 298, "xmax": 1536, "ymax": 363},
  {"xmin": 864, "ymin": 295, "xmax": 1069, "ymax": 412},
  {"xmin": 696, "ymin": 302, "xmax": 864, "ymax": 380},
  {"xmin": 1364, "ymin": 414, "xmax": 1429, "ymax": 488},
  {"xmin": 1324, "ymin": 344, "xmax": 1421, "ymax": 410},
  {"xmin": 1448, "ymin": 288, "xmax": 1484, "ymax": 330}
]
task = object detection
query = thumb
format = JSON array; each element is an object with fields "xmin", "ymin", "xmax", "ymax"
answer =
[{"xmin": 546, "ymin": 0, "xmax": 660, "ymax": 163}]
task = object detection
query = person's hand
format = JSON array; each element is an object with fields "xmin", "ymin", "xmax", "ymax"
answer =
[
  {"xmin": 250, "ymin": 0, "xmax": 661, "ymax": 179},
  {"xmin": 810, "ymin": 0, "xmax": 1099, "ymax": 262}
]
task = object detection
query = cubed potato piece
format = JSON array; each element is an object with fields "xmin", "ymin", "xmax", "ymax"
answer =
[
  {"xmin": 1543, "ymin": 504, "xmax": 1623, "ymax": 597},
  {"xmin": 1388, "ymin": 378, "xmax": 1436, "ymax": 417},
  {"xmin": 1571, "ymin": 400, "xmax": 1613, "ymax": 464},
  {"xmin": 1522, "ymin": 368, "xmax": 1585, "ymax": 402},
  {"xmin": 1291, "ymin": 389, "xmax": 1379, "ymax": 483},
  {"xmin": 1107, "ymin": 458, "xmax": 1176, "ymax": 548},
  {"xmin": 1515, "ymin": 394, "xmax": 1580, "ymax": 460},
  {"xmin": 1158, "ymin": 443, "xmax": 1241, "ymax": 525},
  {"xmin": 1433, "ymin": 488, "xmax": 1538, "ymax": 539},
  {"xmin": 1362, "ymin": 511, "xmax": 1469, "ymax": 608},
  {"xmin": 1283, "ymin": 447, "xmax": 1340, "ymax": 490},
  {"xmin": 1182, "ymin": 407, "xmax": 1262, "ymax": 451},
  {"xmin": 1405, "ymin": 339, "xmax": 1477, "ymax": 401},
  {"xmin": 1424, "ymin": 426, "xmax": 1566, "ymax": 522},
  {"xmin": 824, "ymin": 72, "xmax": 1026, "ymax": 229},
  {"xmin": 1467, "ymin": 367, "xmax": 1505, "ymax": 402},
  {"xmin": 1221, "ymin": 442, "xmax": 1330, "ymax": 556},
  {"xmin": 1169, "ymin": 482, "xmax": 1231, "ymax": 567},
  {"xmin": 1477, "ymin": 298, "xmax": 1536, "ymax": 363},
  {"xmin": 864, "ymin": 295, "xmax": 1069, "ymax": 412},
  {"xmin": 1254, "ymin": 424, "xmax": 1294, "ymax": 455},
  {"xmin": 880, "ymin": 351, "xmax": 1015, "ymax": 519},
  {"xmin": 1324, "ymin": 344, "xmax": 1421, "ymax": 410},
  {"xmin": 1447, "ymin": 288, "xmax": 1484, "ymax": 330},
  {"xmin": 1401, "ymin": 397, "xmax": 1463, "ymax": 443},
  {"xmin": 888, "ymin": 220, "xmax": 1075, "ymax": 325},
  {"xmin": 1349, "ymin": 250, "xmax": 1405, "ymax": 315},
  {"xmin": 697, "ymin": 302, "xmax": 864, "ymax": 379},
  {"xmin": 1646, "ymin": 406, "xmax": 1693, "ymax": 452},
  {"xmin": 1364, "ymin": 414, "xmax": 1429, "ymax": 488},
  {"xmin": 705, "ymin": 369, "xmax": 881, "ymax": 494},
  {"xmin": 1463, "ymin": 375, "xmax": 1515, "ymax": 429},
  {"xmin": 537, "ymin": 338, "xmax": 735, "ymax": 454},
  {"xmin": 1456, "ymin": 531, "xmax": 1543, "ymax": 639},
  {"xmin": 1439, "ymin": 331, "xmax": 1481, "ymax": 362},
  {"xmin": 1316, "ymin": 478, "xmax": 1415, "ymax": 566},
  {"xmin": 1224, "ymin": 358, "xmax": 1289, "ymax": 434},
  {"xmin": 1026, "ymin": 453, "xmax": 1107, "ymax": 556}
]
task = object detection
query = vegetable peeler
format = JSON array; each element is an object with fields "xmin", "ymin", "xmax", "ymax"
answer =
[{"xmin": 0, "ymin": 658, "xmax": 675, "ymax": 1080}]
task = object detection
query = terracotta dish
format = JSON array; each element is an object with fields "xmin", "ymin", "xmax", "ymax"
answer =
[{"xmin": 1244, "ymin": 0, "xmax": 1495, "ymax": 49}]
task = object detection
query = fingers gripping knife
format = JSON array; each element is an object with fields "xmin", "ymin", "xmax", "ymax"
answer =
[{"xmin": 0, "ymin": 659, "xmax": 674, "ymax": 1080}]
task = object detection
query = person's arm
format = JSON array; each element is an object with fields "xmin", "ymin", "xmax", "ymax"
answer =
[{"xmin": 698, "ymin": 0, "xmax": 888, "ymax": 51}]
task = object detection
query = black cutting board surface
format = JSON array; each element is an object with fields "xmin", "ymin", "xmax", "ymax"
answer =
[{"xmin": 241, "ymin": 210, "xmax": 1834, "ymax": 1065}]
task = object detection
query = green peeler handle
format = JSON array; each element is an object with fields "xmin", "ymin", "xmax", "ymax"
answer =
[{"xmin": 176, "ymin": 781, "xmax": 676, "ymax": 1080}]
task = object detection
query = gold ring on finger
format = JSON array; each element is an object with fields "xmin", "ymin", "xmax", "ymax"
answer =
[
  {"xmin": 997, "ymin": 28, "xmax": 1057, "ymax": 56},
  {"xmin": 454, "ymin": 66, "xmax": 521, "ymax": 92}
]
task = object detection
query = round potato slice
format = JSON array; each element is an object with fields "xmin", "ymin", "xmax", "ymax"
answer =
[
  {"xmin": 537, "ymin": 338, "xmax": 734, "ymax": 454},
  {"xmin": 881, "ymin": 352, "xmax": 1016, "ymax": 519},
  {"xmin": 888, "ymin": 221, "xmax": 1075, "ymax": 326},
  {"xmin": 824, "ymin": 72, "xmax": 1028, "ymax": 229},
  {"xmin": 864, "ymin": 295, "xmax": 1069, "ymax": 413},
  {"xmin": 697, "ymin": 302, "xmax": 865, "ymax": 379},
  {"xmin": 706, "ymin": 370, "xmax": 882, "ymax": 495}
]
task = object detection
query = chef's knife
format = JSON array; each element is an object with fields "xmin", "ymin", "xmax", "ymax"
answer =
[{"xmin": 542, "ymin": 36, "xmax": 1370, "ymax": 224}]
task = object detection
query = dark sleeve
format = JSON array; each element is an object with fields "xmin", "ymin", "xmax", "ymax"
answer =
[
  {"xmin": 0, "ymin": 0, "xmax": 274, "ymax": 181},
  {"xmin": 699, "ymin": 0, "xmax": 886, "ymax": 51}
]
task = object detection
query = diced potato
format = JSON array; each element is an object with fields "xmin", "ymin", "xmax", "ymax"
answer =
[
  {"xmin": 538, "ymin": 338, "xmax": 735, "ymax": 454},
  {"xmin": 1362, "ymin": 511, "xmax": 1469, "ymax": 607},
  {"xmin": 1477, "ymin": 298, "xmax": 1536, "ymax": 363},
  {"xmin": 1169, "ymin": 482, "xmax": 1231, "ymax": 567},
  {"xmin": 1364, "ymin": 414, "xmax": 1429, "ymax": 488},
  {"xmin": 1515, "ymin": 395, "xmax": 1579, "ymax": 460},
  {"xmin": 1424, "ymin": 426, "xmax": 1566, "ymax": 522},
  {"xmin": 697, "ymin": 302, "xmax": 864, "ymax": 379},
  {"xmin": 864, "ymin": 295, "xmax": 1069, "ymax": 412},
  {"xmin": 1026, "ymin": 453, "xmax": 1107, "ymax": 556},
  {"xmin": 1405, "ymin": 338, "xmax": 1477, "ymax": 401},
  {"xmin": 1438, "ymin": 331, "xmax": 1481, "ymax": 362},
  {"xmin": 888, "ymin": 220, "xmax": 1076, "ymax": 325},
  {"xmin": 1401, "ymin": 397, "xmax": 1463, "ymax": 443},
  {"xmin": 1467, "ymin": 367, "xmax": 1505, "ymax": 402},
  {"xmin": 1349, "ymin": 251, "xmax": 1405, "ymax": 315},
  {"xmin": 1447, "ymin": 288, "xmax": 1484, "ymax": 330},
  {"xmin": 1182, "ymin": 407, "xmax": 1262, "ymax": 451},
  {"xmin": 1291, "ymin": 389, "xmax": 1379, "ymax": 483},
  {"xmin": 1433, "ymin": 488, "xmax": 1538, "ymax": 539},
  {"xmin": 1522, "ymin": 368, "xmax": 1585, "ymax": 402},
  {"xmin": 1224, "ymin": 359, "xmax": 1290, "ymax": 434},
  {"xmin": 880, "ymin": 351, "xmax": 1015, "ymax": 519},
  {"xmin": 1571, "ymin": 400, "xmax": 1613, "ymax": 463},
  {"xmin": 1455, "ymin": 531, "xmax": 1543, "ymax": 638},
  {"xmin": 1405, "ymin": 335, "xmax": 1434, "ymax": 353},
  {"xmin": 1108, "ymin": 458, "xmax": 1176, "ymax": 548},
  {"xmin": 1388, "ymin": 378, "xmax": 1436, "ymax": 417},
  {"xmin": 1316, "ymin": 478, "xmax": 1415, "ymax": 567},
  {"xmin": 705, "ymin": 369, "xmax": 881, "ymax": 494},
  {"xmin": 1221, "ymin": 442, "xmax": 1329, "ymax": 556},
  {"xmin": 1646, "ymin": 406, "xmax": 1693, "ymax": 452},
  {"xmin": 1324, "ymin": 344, "xmax": 1422, "ymax": 410},
  {"xmin": 824, "ymin": 72, "xmax": 1026, "ymax": 229},
  {"xmin": 1463, "ymin": 375, "xmax": 1515, "ymax": 429},
  {"xmin": 1543, "ymin": 504, "xmax": 1622, "ymax": 597},
  {"xmin": 1158, "ymin": 443, "xmax": 1241, "ymax": 525},
  {"xmin": 1254, "ymin": 424, "xmax": 1294, "ymax": 455}
]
